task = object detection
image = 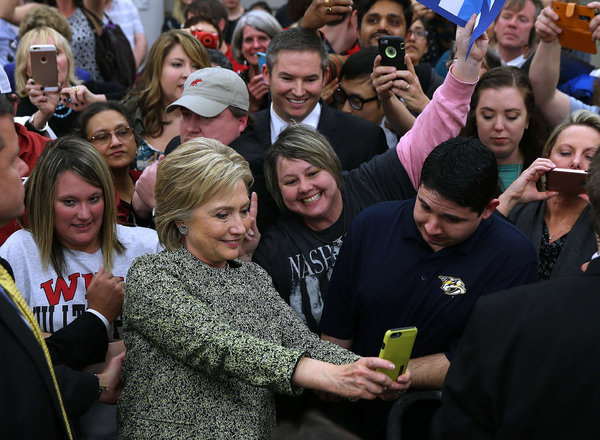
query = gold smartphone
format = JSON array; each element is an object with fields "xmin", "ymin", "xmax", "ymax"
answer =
[{"xmin": 30, "ymin": 44, "xmax": 59, "ymax": 92}]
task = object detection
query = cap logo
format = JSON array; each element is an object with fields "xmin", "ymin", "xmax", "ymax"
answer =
[{"xmin": 190, "ymin": 78, "xmax": 203, "ymax": 86}]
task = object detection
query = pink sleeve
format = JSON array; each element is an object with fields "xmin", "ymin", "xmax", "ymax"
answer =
[{"xmin": 396, "ymin": 67, "xmax": 478, "ymax": 189}]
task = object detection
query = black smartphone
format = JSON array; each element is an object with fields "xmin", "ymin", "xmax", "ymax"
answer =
[{"xmin": 378, "ymin": 36, "xmax": 406, "ymax": 69}]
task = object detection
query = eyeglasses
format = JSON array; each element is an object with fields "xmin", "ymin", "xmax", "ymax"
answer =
[
  {"xmin": 406, "ymin": 29, "xmax": 428, "ymax": 40},
  {"xmin": 88, "ymin": 126, "xmax": 134, "ymax": 145},
  {"xmin": 333, "ymin": 87, "xmax": 378, "ymax": 111}
]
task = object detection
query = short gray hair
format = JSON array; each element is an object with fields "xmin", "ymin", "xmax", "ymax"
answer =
[{"xmin": 231, "ymin": 10, "xmax": 282, "ymax": 64}]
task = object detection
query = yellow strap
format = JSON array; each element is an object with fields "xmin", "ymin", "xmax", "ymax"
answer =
[{"xmin": 0, "ymin": 266, "xmax": 73, "ymax": 440}]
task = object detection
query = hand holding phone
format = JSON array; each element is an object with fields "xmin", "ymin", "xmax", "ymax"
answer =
[
  {"xmin": 376, "ymin": 327, "xmax": 417, "ymax": 381},
  {"xmin": 29, "ymin": 44, "xmax": 59, "ymax": 92}
]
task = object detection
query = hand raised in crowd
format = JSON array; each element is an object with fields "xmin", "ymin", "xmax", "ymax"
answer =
[
  {"xmin": 303, "ymin": 0, "xmax": 353, "ymax": 30},
  {"xmin": 60, "ymin": 84, "xmax": 105, "ymax": 113},
  {"xmin": 372, "ymin": 54, "xmax": 429, "ymax": 114},
  {"xmin": 97, "ymin": 350, "xmax": 126, "ymax": 405},
  {"xmin": 26, "ymin": 78, "xmax": 60, "ymax": 125},
  {"xmin": 86, "ymin": 266, "xmax": 125, "ymax": 324},
  {"xmin": 452, "ymin": 13, "xmax": 489, "ymax": 83},
  {"xmin": 535, "ymin": 6, "xmax": 562, "ymax": 43},
  {"xmin": 239, "ymin": 191, "xmax": 261, "ymax": 261},
  {"xmin": 588, "ymin": 2, "xmax": 600, "ymax": 41},
  {"xmin": 321, "ymin": 74, "xmax": 339, "ymax": 105},
  {"xmin": 411, "ymin": 0, "xmax": 434, "ymax": 21},
  {"xmin": 497, "ymin": 158, "xmax": 558, "ymax": 216},
  {"xmin": 247, "ymin": 73, "xmax": 270, "ymax": 113},
  {"xmin": 132, "ymin": 155, "xmax": 164, "ymax": 220}
]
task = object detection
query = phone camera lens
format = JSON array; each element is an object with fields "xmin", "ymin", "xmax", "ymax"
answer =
[{"xmin": 385, "ymin": 46, "xmax": 397, "ymax": 58}]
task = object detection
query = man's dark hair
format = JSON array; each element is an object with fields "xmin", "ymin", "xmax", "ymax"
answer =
[
  {"xmin": 420, "ymin": 137, "xmax": 500, "ymax": 214},
  {"xmin": 0, "ymin": 94, "xmax": 15, "ymax": 151},
  {"xmin": 340, "ymin": 46, "xmax": 378, "ymax": 80},
  {"xmin": 0, "ymin": 94, "xmax": 16, "ymax": 118},
  {"xmin": 266, "ymin": 27, "xmax": 328, "ymax": 73},
  {"xmin": 356, "ymin": 0, "xmax": 412, "ymax": 30},
  {"xmin": 185, "ymin": 0, "xmax": 227, "ymax": 24}
]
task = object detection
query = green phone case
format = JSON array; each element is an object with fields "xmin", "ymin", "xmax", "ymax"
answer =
[{"xmin": 376, "ymin": 327, "xmax": 418, "ymax": 381}]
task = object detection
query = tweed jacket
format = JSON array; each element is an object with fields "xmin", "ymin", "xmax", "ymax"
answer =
[{"xmin": 118, "ymin": 247, "xmax": 358, "ymax": 439}]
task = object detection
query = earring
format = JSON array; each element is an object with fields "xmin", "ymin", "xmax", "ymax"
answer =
[{"xmin": 178, "ymin": 224, "xmax": 188, "ymax": 235}]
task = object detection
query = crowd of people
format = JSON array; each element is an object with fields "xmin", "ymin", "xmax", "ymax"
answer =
[{"xmin": 1, "ymin": 0, "xmax": 600, "ymax": 439}]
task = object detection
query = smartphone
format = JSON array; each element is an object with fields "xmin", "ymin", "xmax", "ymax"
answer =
[
  {"xmin": 546, "ymin": 168, "xmax": 588, "ymax": 195},
  {"xmin": 30, "ymin": 44, "xmax": 59, "ymax": 92},
  {"xmin": 552, "ymin": 2, "xmax": 597, "ymax": 54},
  {"xmin": 257, "ymin": 51, "xmax": 267, "ymax": 74},
  {"xmin": 376, "ymin": 327, "xmax": 417, "ymax": 381},
  {"xmin": 378, "ymin": 36, "xmax": 406, "ymax": 69}
]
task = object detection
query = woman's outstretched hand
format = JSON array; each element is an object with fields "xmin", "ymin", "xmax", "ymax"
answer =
[{"xmin": 294, "ymin": 356, "xmax": 411, "ymax": 400}]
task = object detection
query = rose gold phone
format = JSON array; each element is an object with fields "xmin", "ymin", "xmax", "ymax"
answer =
[{"xmin": 30, "ymin": 44, "xmax": 59, "ymax": 92}]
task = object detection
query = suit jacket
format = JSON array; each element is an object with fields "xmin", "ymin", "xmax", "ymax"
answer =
[
  {"xmin": 231, "ymin": 104, "xmax": 388, "ymax": 231},
  {"xmin": 0, "ymin": 258, "xmax": 106, "ymax": 439},
  {"xmin": 442, "ymin": 257, "xmax": 600, "ymax": 439}
]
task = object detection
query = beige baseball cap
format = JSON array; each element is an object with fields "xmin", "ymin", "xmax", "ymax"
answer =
[{"xmin": 166, "ymin": 67, "xmax": 249, "ymax": 117}]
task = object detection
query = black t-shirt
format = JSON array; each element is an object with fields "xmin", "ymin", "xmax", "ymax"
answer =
[{"xmin": 253, "ymin": 148, "xmax": 416, "ymax": 333}]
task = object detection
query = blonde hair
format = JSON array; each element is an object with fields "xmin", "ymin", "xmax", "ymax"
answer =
[
  {"xmin": 23, "ymin": 136, "xmax": 124, "ymax": 277},
  {"xmin": 172, "ymin": 0, "xmax": 186, "ymax": 24},
  {"xmin": 542, "ymin": 110, "xmax": 600, "ymax": 158},
  {"xmin": 15, "ymin": 26, "xmax": 80, "ymax": 98},
  {"xmin": 132, "ymin": 30, "xmax": 210, "ymax": 138},
  {"xmin": 155, "ymin": 138, "xmax": 253, "ymax": 250}
]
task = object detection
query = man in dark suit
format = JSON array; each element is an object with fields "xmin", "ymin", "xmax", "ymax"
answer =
[
  {"xmin": 441, "ymin": 150, "xmax": 600, "ymax": 438},
  {"xmin": 0, "ymin": 87, "xmax": 123, "ymax": 439},
  {"xmin": 232, "ymin": 26, "xmax": 388, "ymax": 231}
]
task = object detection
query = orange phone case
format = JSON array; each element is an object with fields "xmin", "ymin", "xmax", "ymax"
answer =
[{"xmin": 552, "ymin": 2, "xmax": 597, "ymax": 54}]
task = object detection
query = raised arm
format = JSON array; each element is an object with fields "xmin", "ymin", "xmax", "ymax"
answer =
[
  {"xmin": 529, "ymin": 6, "xmax": 572, "ymax": 127},
  {"xmin": 393, "ymin": 14, "xmax": 487, "ymax": 188}
]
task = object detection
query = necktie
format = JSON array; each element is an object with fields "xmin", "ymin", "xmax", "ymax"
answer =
[{"xmin": 0, "ymin": 266, "xmax": 73, "ymax": 440}]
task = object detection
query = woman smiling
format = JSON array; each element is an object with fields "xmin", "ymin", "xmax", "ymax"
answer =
[{"xmin": 117, "ymin": 138, "xmax": 410, "ymax": 438}]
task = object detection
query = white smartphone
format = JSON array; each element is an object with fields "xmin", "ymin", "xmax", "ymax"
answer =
[{"xmin": 29, "ymin": 44, "xmax": 59, "ymax": 92}]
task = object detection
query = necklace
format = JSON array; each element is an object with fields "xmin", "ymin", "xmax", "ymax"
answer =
[
  {"xmin": 53, "ymin": 102, "xmax": 72, "ymax": 119},
  {"xmin": 548, "ymin": 222, "xmax": 575, "ymax": 241},
  {"xmin": 307, "ymin": 207, "xmax": 347, "ymax": 246}
]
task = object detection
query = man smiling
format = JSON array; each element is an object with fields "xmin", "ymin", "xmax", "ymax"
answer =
[
  {"xmin": 232, "ymin": 27, "xmax": 387, "ymax": 171},
  {"xmin": 357, "ymin": 0, "xmax": 411, "ymax": 48},
  {"xmin": 232, "ymin": 27, "xmax": 388, "ymax": 231}
]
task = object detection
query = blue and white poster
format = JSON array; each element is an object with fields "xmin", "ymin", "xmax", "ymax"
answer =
[{"xmin": 418, "ymin": 0, "xmax": 507, "ymax": 55}]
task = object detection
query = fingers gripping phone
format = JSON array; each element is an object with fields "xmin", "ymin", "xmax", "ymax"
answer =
[
  {"xmin": 376, "ymin": 327, "xmax": 417, "ymax": 381},
  {"xmin": 30, "ymin": 44, "xmax": 59, "ymax": 92},
  {"xmin": 378, "ymin": 36, "xmax": 406, "ymax": 69}
]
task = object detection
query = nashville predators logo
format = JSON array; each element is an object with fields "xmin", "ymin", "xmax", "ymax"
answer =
[{"xmin": 438, "ymin": 276, "xmax": 466, "ymax": 296}]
